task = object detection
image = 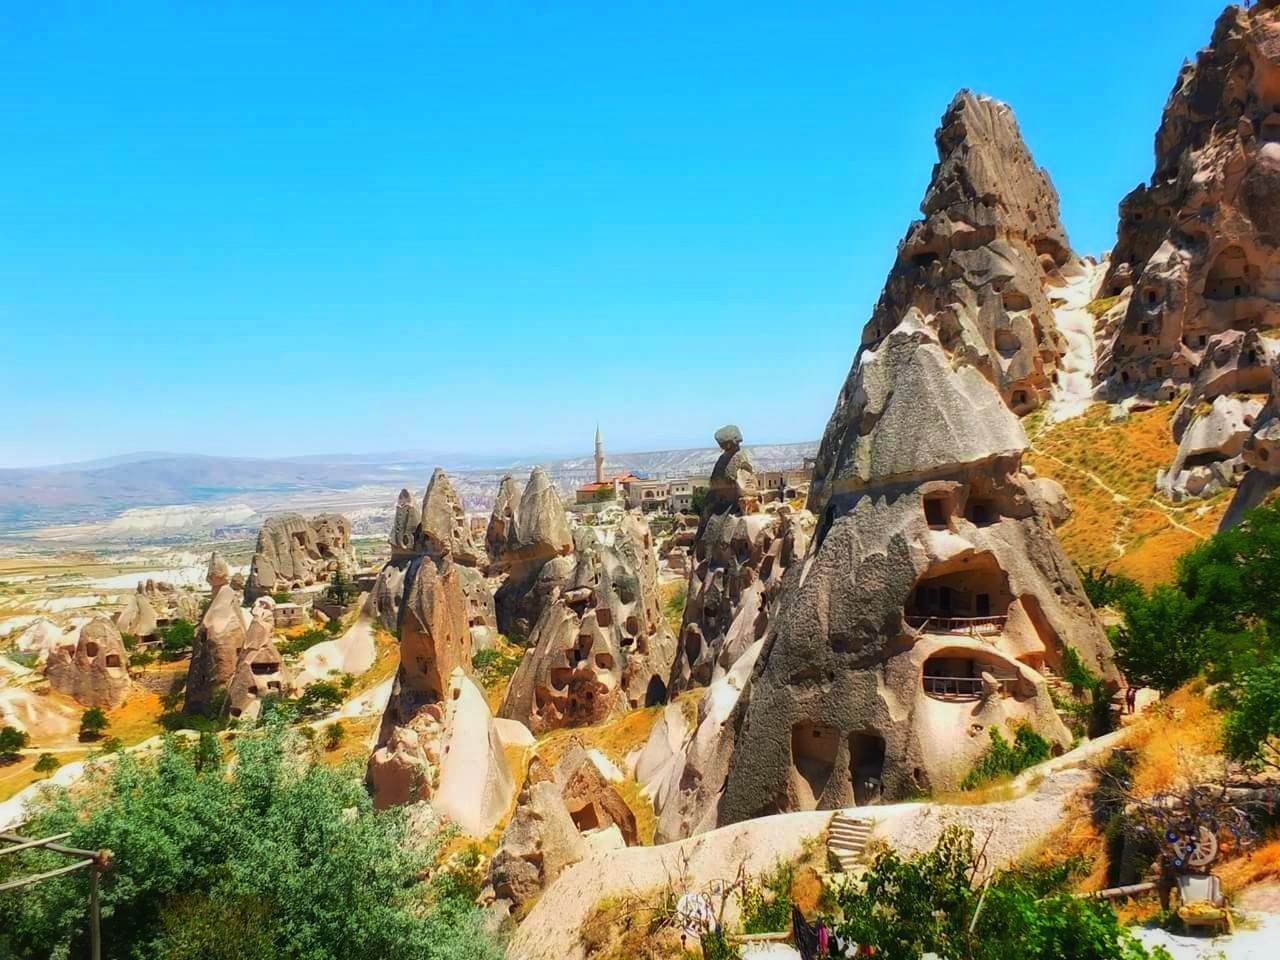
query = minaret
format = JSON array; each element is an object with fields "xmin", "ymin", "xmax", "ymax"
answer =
[{"xmin": 594, "ymin": 424, "xmax": 605, "ymax": 484}]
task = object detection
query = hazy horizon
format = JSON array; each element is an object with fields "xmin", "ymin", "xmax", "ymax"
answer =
[{"xmin": 0, "ymin": 1, "xmax": 1225, "ymax": 467}]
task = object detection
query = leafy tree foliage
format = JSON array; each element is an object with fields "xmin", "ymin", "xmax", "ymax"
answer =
[
  {"xmin": 78, "ymin": 707, "xmax": 108, "ymax": 741},
  {"xmin": 1078, "ymin": 566, "xmax": 1143, "ymax": 611},
  {"xmin": 158, "ymin": 619, "xmax": 196, "ymax": 660},
  {"xmin": 33, "ymin": 753, "xmax": 60, "ymax": 774},
  {"xmin": 0, "ymin": 724, "xmax": 30, "ymax": 762},
  {"xmin": 831, "ymin": 827, "xmax": 1169, "ymax": 960},
  {"xmin": 961, "ymin": 724, "xmax": 1051, "ymax": 791},
  {"xmin": 0, "ymin": 725, "xmax": 500, "ymax": 960},
  {"xmin": 1109, "ymin": 500, "xmax": 1280, "ymax": 764}
]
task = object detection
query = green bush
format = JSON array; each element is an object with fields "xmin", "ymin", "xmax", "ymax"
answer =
[
  {"xmin": 279, "ymin": 629, "xmax": 331, "ymax": 658},
  {"xmin": 471, "ymin": 648, "xmax": 523, "ymax": 689},
  {"xmin": 33, "ymin": 753, "xmax": 61, "ymax": 774},
  {"xmin": 961, "ymin": 724, "xmax": 1051, "ymax": 791},
  {"xmin": 0, "ymin": 725, "xmax": 30, "ymax": 763},
  {"xmin": 324, "ymin": 722, "xmax": 345, "ymax": 752},
  {"xmin": 740, "ymin": 860, "xmax": 794, "ymax": 934},
  {"xmin": 157, "ymin": 619, "xmax": 196, "ymax": 660},
  {"xmin": 0, "ymin": 725, "xmax": 501, "ymax": 960},
  {"xmin": 295, "ymin": 681, "xmax": 343, "ymax": 717},
  {"xmin": 1077, "ymin": 565, "xmax": 1143, "ymax": 610},
  {"xmin": 78, "ymin": 708, "xmax": 108, "ymax": 742},
  {"xmin": 272, "ymin": 591, "xmax": 294, "ymax": 604},
  {"xmin": 830, "ymin": 826, "xmax": 1170, "ymax": 960}
]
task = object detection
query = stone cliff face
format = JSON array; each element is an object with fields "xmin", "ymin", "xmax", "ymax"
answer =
[
  {"xmin": 185, "ymin": 552, "xmax": 249, "ymax": 715},
  {"xmin": 1096, "ymin": 3, "xmax": 1280, "ymax": 510},
  {"xmin": 811, "ymin": 93, "xmax": 1077, "ymax": 517},
  {"xmin": 498, "ymin": 516, "xmax": 676, "ymax": 734},
  {"xmin": 244, "ymin": 513, "xmax": 353, "ymax": 602},
  {"xmin": 45, "ymin": 617, "xmax": 131, "ymax": 710}
]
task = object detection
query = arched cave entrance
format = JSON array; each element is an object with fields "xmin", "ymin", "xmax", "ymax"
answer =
[
  {"xmin": 790, "ymin": 721, "xmax": 839, "ymax": 809},
  {"xmin": 905, "ymin": 552, "xmax": 1012, "ymax": 635},
  {"xmin": 849, "ymin": 732, "xmax": 886, "ymax": 806},
  {"xmin": 1205, "ymin": 246, "xmax": 1253, "ymax": 300}
]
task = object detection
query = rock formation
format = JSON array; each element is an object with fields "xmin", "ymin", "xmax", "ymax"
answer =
[
  {"xmin": 1097, "ymin": 2, "xmax": 1280, "ymax": 403},
  {"xmin": 367, "ymin": 668, "xmax": 515, "ymax": 837},
  {"xmin": 485, "ymin": 474, "xmax": 521, "ymax": 568},
  {"xmin": 114, "ymin": 592, "xmax": 157, "ymax": 638},
  {"xmin": 185, "ymin": 552, "xmax": 250, "ymax": 715},
  {"xmin": 497, "ymin": 516, "xmax": 676, "ymax": 734},
  {"xmin": 371, "ymin": 470, "xmax": 496, "ymax": 646},
  {"xmin": 45, "ymin": 617, "xmax": 131, "ymax": 710},
  {"xmin": 226, "ymin": 597, "xmax": 288, "ymax": 722},
  {"xmin": 811, "ymin": 91, "xmax": 1078, "ymax": 483},
  {"xmin": 492, "ymin": 467, "xmax": 575, "ymax": 637},
  {"xmin": 244, "ymin": 513, "xmax": 353, "ymax": 602},
  {"xmin": 553, "ymin": 739, "xmax": 638, "ymax": 845},
  {"xmin": 669, "ymin": 426, "xmax": 814, "ymax": 695},
  {"xmin": 136, "ymin": 580, "xmax": 201, "ymax": 623},
  {"xmin": 648, "ymin": 120, "xmax": 1119, "ymax": 835},
  {"xmin": 711, "ymin": 310, "xmax": 1119, "ymax": 828}
]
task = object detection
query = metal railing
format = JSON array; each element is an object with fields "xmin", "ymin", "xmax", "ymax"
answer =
[
  {"xmin": 922, "ymin": 674, "xmax": 1018, "ymax": 700},
  {"xmin": 905, "ymin": 614, "xmax": 1007, "ymax": 638}
]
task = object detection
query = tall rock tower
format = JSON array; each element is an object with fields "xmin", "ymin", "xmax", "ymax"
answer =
[{"xmin": 594, "ymin": 424, "xmax": 605, "ymax": 484}]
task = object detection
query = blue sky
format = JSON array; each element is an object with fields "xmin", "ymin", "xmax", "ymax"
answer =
[{"xmin": 0, "ymin": 1, "xmax": 1227, "ymax": 468}]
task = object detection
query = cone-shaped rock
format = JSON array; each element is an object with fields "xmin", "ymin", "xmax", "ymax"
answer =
[
  {"xmin": 45, "ymin": 617, "xmax": 131, "ymax": 710},
  {"xmin": 420, "ymin": 467, "xmax": 484, "ymax": 567}
]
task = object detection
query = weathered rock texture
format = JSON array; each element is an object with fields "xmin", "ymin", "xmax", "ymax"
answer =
[
  {"xmin": 651, "ymin": 258, "xmax": 1118, "ymax": 839},
  {"xmin": 1097, "ymin": 3, "xmax": 1280, "ymax": 400},
  {"xmin": 114, "ymin": 592, "xmax": 157, "ymax": 639},
  {"xmin": 497, "ymin": 516, "xmax": 676, "ymax": 734},
  {"xmin": 670, "ymin": 427, "xmax": 814, "ymax": 694},
  {"xmin": 185, "ymin": 553, "xmax": 250, "ymax": 715},
  {"xmin": 492, "ymin": 467, "xmax": 576, "ymax": 636},
  {"xmin": 244, "ymin": 513, "xmax": 353, "ymax": 602},
  {"xmin": 136, "ymin": 579, "xmax": 202, "ymax": 623},
  {"xmin": 226, "ymin": 597, "xmax": 288, "ymax": 722},
  {"xmin": 1095, "ymin": 6, "xmax": 1280, "ymax": 508},
  {"xmin": 45, "ymin": 617, "xmax": 131, "ymax": 710},
  {"xmin": 371, "ymin": 469, "xmax": 497, "ymax": 643},
  {"xmin": 819, "ymin": 91, "xmax": 1078, "ymax": 447}
]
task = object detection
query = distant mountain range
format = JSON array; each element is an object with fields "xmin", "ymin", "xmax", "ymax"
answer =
[{"xmin": 0, "ymin": 442, "xmax": 816, "ymax": 539}]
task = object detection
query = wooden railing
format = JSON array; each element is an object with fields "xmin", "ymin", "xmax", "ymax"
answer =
[
  {"xmin": 905, "ymin": 614, "xmax": 1007, "ymax": 638},
  {"xmin": 922, "ymin": 674, "xmax": 1018, "ymax": 700}
]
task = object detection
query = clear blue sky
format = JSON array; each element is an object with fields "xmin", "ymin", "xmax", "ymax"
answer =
[{"xmin": 0, "ymin": 1, "xmax": 1228, "ymax": 468}]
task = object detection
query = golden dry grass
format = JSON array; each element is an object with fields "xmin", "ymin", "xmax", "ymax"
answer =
[
  {"xmin": 1026, "ymin": 402, "xmax": 1228, "ymax": 586},
  {"xmin": 1218, "ymin": 835, "xmax": 1280, "ymax": 895},
  {"xmin": 1126, "ymin": 686, "xmax": 1224, "ymax": 797}
]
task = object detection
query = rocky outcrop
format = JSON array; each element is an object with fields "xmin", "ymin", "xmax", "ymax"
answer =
[
  {"xmin": 114, "ymin": 592, "xmax": 157, "ymax": 639},
  {"xmin": 497, "ymin": 517, "xmax": 676, "ymax": 734},
  {"xmin": 226, "ymin": 597, "xmax": 288, "ymax": 722},
  {"xmin": 554, "ymin": 739, "xmax": 638, "ymax": 845},
  {"xmin": 670, "ymin": 427, "xmax": 813, "ymax": 694},
  {"xmin": 492, "ymin": 468, "xmax": 576, "ymax": 636},
  {"xmin": 485, "ymin": 475, "xmax": 521, "ymax": 568},
  {"xmin": 706, "ymin": 312, "xmax": 1118, "ymax": 830},
  {"xmin": 1094, "ymin": 4, "xmax": 1280, "ymax": 507},
  {"xmin": 45, "ymin": 617, "xmax": 131, "ymax": 710},
  {"xmin": 419, "ymin": 468, "xmax": 486, "ymax": 567},
  {"xmin": 136, "ymin": 580, "xmax": 201, "ymax": 623},
  {"xmin": 185, "ymin": 553, "xmax": 250, "ymax": 715},
  {"xmin": 487, "ymin": 758, "xmax": 588, "ymax": 915},
  {"xmin": 814, "ymin": 92, "xmax": 1078, "ymax": 476},
  {"xmin": 244, "ymin": 513, "xmax": 353, "ymax": 602}
]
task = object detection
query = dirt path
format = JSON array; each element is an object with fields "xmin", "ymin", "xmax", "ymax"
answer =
[{"xmin": 1045, "ymin": 268, "xmax": 1101, "ymax": 424}]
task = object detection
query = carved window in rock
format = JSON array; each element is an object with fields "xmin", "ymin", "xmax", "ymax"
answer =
[
  {"xmin": 964, "ymin": 498, "xmax": 995, "ymax": 528},
  {"xmin": 790, "ymin": 722, "xmax": 839, "ymax": 810},
  {"xmin": 105, "ymin": 654, "xmax": 122, "ymax": 668},
  {"xmin": 922, "ymin": 496, "xmax": 949, "ymax": 529},
  {"xmin": 849, "ymin": 732, "xmax": 886, "ymax": 806}
]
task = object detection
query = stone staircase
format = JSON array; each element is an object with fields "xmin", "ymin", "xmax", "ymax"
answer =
[{"xmin": 827, "ymin": 813, "xmax": 874, "ymax": 873}]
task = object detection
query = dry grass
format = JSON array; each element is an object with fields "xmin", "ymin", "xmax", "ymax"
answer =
[
  {"xmin": 0, "ymin": 757, "xmax": 48, "ymax": 803},
  {"xmin": 578, "ymin": 891, "xmax": 684, "ymax": 960},
  {"xmin": 1026, "ymin": 794, "xmax": 1112, "ymax": 893},
  {"xmin": 103, "ymin": 690, "xmax": 168, "ymax": 747},
  {"xmin": 659, "ymin": 580, "xmax": 687, "ymax": 637},
  {"xmin": 1126, "ymin": 686, "xmax": 1224, "ymax": 797},
  {"xmin": 1218, "ymin": 835, "xmax": 1280, "ymax": 895},
  {"xmin": 1026, "ymin": 402, "xmax": 1228, "ymax": 586}
]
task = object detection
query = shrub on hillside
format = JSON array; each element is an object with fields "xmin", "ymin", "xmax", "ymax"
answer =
[
  {"xmin": 829, "ymin": 826, "xmax": 1170, "ymax": 960},
  {"xmin": 78, "ymin": 708, "xmax": 108, "ymax": 742},
  {"xmin": 961, "ymin": 724, "xmax": 1051, "ymax": 791},
  {"xmin": 0, "ymin": 725, "xmax": 501, "ymax": 960},
  {"xmin": 0, "ymin": 725, "xmax": 29, "ymax": 763}
]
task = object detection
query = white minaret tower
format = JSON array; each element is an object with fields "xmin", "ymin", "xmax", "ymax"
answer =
[{"xmin": 594, "ymin": 424, "xmax": 605, "ymax": 484}]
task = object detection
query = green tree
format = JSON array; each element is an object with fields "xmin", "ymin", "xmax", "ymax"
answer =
[
  {"xmin": 158, "ymin": 619, "xmax": 196, "ymax": 660},
  {"xmin": 33, "ymin": 753, "xmax": 61, "ymax": 775},
  {"xmin": 689, "ymin": 486, "xmax": 711, "ymax": 515},
  {"xmin": 0, "ymin": 726, "xmax": 501, "ymax": 960},
  {"xmin": 961, "ymin": 724, "xmax": 1051, "ymax": 791},
  {"xmin": 1077, "ymin": 565, "xmax": 1143, "ymax": 610},
  {"xmin": 324, "ymin": 722, "xmax": 345, "ymax": 752},
  {"xmin": 295, "ymin": 681, "xmax": 343, "ymax": 717},
  {"xmin": 78, "ymin": 707, "xmax": 109, "ymax": 742},
  {"xmin": 1112, "ymin": 585, "xmax": 1206, "ymax": 693},
  {"xmin": 1223, "ymin": 655, "xmax": 1280, "ymax": 771},
  {"xmin": 327, "ymin": 568, "xmax": 353, "ymax": 605},
  {"xmin": 0, "ymin": 725, "xmax": 30, "ymax": 763}
]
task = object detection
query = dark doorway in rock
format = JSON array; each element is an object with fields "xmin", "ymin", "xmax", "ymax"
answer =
[
  {"xmin": 790, "ymin": 722, "xmax": 839, "ymax": 810},
  {"xmin": 848, "ymin": 732, "xmax": 886, "ymax": 805},
  {"xmin": 645, "ymin": 675, "xmax": 667, "ymax": 707}
]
